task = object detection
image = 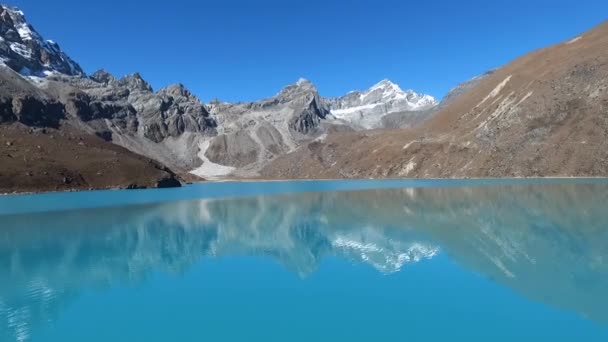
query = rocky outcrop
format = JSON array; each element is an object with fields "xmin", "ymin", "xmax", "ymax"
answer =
[
  {"xmin": 22, "ymin": 70, "xmax": 218, "ymax": 171},
  {"xmin": 9, "ymin": 95, "xmax": 65, "ymax": 127},
  {"xmin": 197, "ymin": 78, "xmax": 334, "ymax": 177},
  {"xmin": 288, "ymin": 89, "xmax": 329, "ymax": 134},
  {"xmin": 0, "ymin": 66, "xmax": 65, "ymax": 127}
]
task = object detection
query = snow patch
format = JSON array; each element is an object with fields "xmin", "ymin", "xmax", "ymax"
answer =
[
  {"xmin": 566, "ymin": 36, "xmax": 582, "ymax": 44},
  {"xmin": 332, "ymin": 237, "xmax": 440, "ymax": 273},
  {"xmin": 190, "ymin": 140, "xmax": 236, "ymax": 179},
  {"xmin": 476, "ymin": 91, "xmax": 533, "ymax": 131},
  {"xmin": 5, "ymin": 7, "xmax": 40, "ymax": 42},
  {"xmin": 9, "ymin": 42, "xmax": 33, "ymax": 59},
  {"xmin": 477, "ymin": 75, "xmax": 512, "ymax": 107},
  {"xmin": 296, "ymin": 78, "xmax": 309, "ymax": 86},
  {"xmin": 516, "ymin": 91, "xmax": 534, "ymax": 106},
  {"xmin": 331, "ymin": 103, "xmax": 381, "ymax": 117},
  {"xmin": 402, "ymin": 141, "xmax": 416, "ymax": 150}
]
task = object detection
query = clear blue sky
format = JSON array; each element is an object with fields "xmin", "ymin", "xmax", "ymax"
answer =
[{"xmin": 9, "ymin": 0, "xmax": 608, "ymax": 102}]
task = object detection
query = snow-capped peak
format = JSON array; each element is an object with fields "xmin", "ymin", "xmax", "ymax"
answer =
[
  {"xmin": 331, "ymin": 235, "xmax": 440, "ymax": 273},
  {"xmin": 3, "ymin": 5, "xmax": 41, "ymax": 42},
  {"xmin": 365, "ymin": 79, "xmax": 436, "ymax": 106},
  {"xmin": 370, "ymin": 78, "xmax": 402, "ymax": 92},
  {"xmin": 0, "ymin": 4, "xmax": 84, "ymax": 76},
  {"xmin": 296, "ymin": 77, "xmax": 311, "ymax": 86},
  {"xmin": 325, "ymin": 79, "xmax": 438, "ymax": 129}
]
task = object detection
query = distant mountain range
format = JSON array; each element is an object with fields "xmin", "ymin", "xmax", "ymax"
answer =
[{"xmin": 0, "ymin": 3, "xmax": 607, "ymax": 192}]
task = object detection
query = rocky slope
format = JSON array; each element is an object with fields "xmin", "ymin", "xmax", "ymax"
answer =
[
  {"xmin": 200, "ymin": 79, "xmax": 340, "ymax": 177},
  {"xmin": 197, "ymin": 78, "xmax": 437, "ymax": 178},
  {"xmin": 262, "ymin": 21, "xmax": 608, "ymax": 179},
  {"xmin": 38, "ymin": 70, "xmax": 218, "ymax": 171}
]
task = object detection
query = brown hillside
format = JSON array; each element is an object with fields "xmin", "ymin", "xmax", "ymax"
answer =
[
  {"xmin": 263, "ymin": 21, "xmax": 608, "ymax": 179},
  {"xmin": 0, "ymin": 124, "xmax": 182, "ymax": 194}
]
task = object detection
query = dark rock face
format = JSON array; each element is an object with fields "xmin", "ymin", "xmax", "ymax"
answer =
[
  {"xmin": 90, "ymin": 69, "xmax": 117, "ymax": 84},
  {"xmin": 64, "ymin": 92, "xmax": 137, "ymax": 123},
  {"xmin": 0, "ymin": 90, "xmax": 65, "ymax": 128},
  {"xmin": 116, "ymin": 73, "xmax": 153, "ymax": 92},
  {"xmin": 95, "ymin": 131, "xmax": 113, "ymax": 141},
  {"xmin": 0, "ymin": 5, "xmax": 84, "ymax": 76},
  {"xmin": 156, "ymin": 176, "xmax": 182, "ymax": 188},
  {"xmin": 11, "ymin": 96, "xmax": 65, "ymax": 128},
  {"xmin": 289, "ymin": 95, "xmax": 329, "ymax": 134},
  {"xmin": 132, "ymin": 91, "xmax": 217, "ymax": 143},
  {"xmin": 53, "ymin": 72, "xmax": 218, "ymax": 145},
  {"xmin": 0, "ymin": 97, "xmax": 16, "ymax": 122}
]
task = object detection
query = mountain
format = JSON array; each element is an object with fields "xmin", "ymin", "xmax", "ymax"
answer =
[
  {"xmin": 325, "ymin": 79, "xmax": 437, "ymax": 129},
  {"xmin": 262, "ymin": 21, "xmax": 608, "ymax": 179},
  {"xmin": 41, "ymin": 70, "xmax": 218, "ymax": 171},
  {"xmin": 0, "ymin": 5, "xmax": 83, "ymax": 76},
  {"xmin": 0, "ymin": 4, "xmax": 446, "ymax": 186},
  {"xmin": 196, "ymin": 78, "xmax": 340, "ymax": 178},
  {"xmin": 0, "ymin": 4, "xmax": 439, "ymax": 186},
  {"xmin": 4, "ymin": 3, "xmax": 605, "ymax": 189},
  {"xmin": 196, "ymin": 78, "xmax": 437, "ymax": 178},
  {"xmin": 0, "ymin": 4, "xmax": 183, "ymax": 192}
]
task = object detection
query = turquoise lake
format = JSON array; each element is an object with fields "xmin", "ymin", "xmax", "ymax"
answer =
[{"xmin": 1, "ymin": 179, "xmax": 608, "ymax": 341}]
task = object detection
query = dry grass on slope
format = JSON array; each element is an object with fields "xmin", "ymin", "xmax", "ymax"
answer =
[{"xmin": 262, "ymin": 21, "xmax": 608, "ymax": 179}]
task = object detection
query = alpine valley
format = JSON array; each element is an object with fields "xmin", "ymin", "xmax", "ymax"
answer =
[{"xmin": 0, "ymin": 3, "xmax": 606, "ymax": 193}]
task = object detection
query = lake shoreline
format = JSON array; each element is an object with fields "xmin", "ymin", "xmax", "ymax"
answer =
[{"xmin": 2, "ymin": 176, "xmax": 608, "ymax": 197}]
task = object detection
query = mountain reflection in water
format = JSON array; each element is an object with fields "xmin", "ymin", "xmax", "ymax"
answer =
[{"xmin": 1, "ymin": 183, "xmax": 607, "ymax": 341}]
